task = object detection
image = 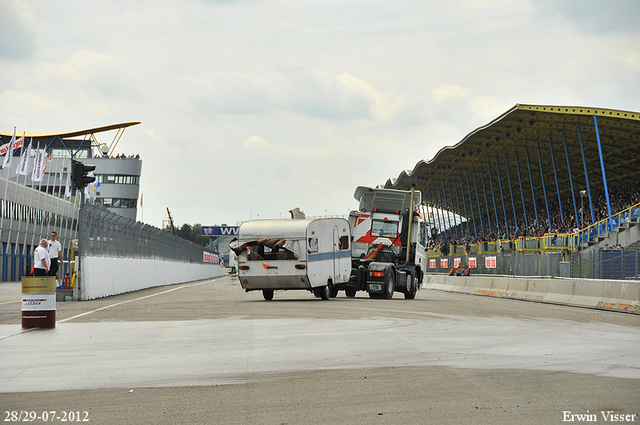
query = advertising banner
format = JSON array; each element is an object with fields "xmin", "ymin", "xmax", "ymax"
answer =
[{"xmin": 201, "ymin": 226, "xmax": 239, "ymax": 236}]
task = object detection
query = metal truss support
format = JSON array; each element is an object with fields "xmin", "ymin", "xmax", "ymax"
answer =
[
  {"xmin": 487, "ymin": 161, "xmax": 502, "ymax": 236},
  {"xmin": 524, "ymin": 146, "xmax": 540, "ymax": 230},
  {"xmin": 577, "ymin": 123, "xmax": 596, "ymax": 226},
  {"xmin": 594, "ymin": 115, "xmax": 614, "ymax": 231},
  {"xmin": 495, "ymin": 157, "xmax": 509, "ymax": 236},
  {"xmin": 472, "ymin": 169, "xmax": 486, "ymax": 239},
  {"xmin": 453, "ymin": 179, "xmax": 468, "ymax": 239},
  {"xmin": 463, "ymin": 172, "xmax": 478, "ymax": 240},
  {"xmin": 440, "ymin": 182, "xmax": 453, "ymax": 240},
  {"xmin": 548, "ymin": 134, "xmax": 564, "ymax": 224},
  {"xmin": 536, "ymin": 140, "xmax": 552, "ymax": 230},
  {"xmin": 504, "ymin": 154, "xmax": 519, "ymax": 234},
  {"xmin": 447, "ymin": 180, "xmax": 459, "ymax": 240},
  {"xmin": 562, "ymin": 129, "xmax": 579, "ymax": 230},
  {"xmin": 479, "ymin": 166, "xmax": 493, "ymax": 234},
  {"xmin": 433, "ymin": 188, "xmax": 446, "ymax": 242}
]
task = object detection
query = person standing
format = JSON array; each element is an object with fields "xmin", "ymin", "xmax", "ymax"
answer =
[
  {"xmin": 33, "ymin": 239, "xmax": 51, "ymax": 277},
  {"xmin": 47, "ymin": 231, "xmax": 63, "ymax": 282}
]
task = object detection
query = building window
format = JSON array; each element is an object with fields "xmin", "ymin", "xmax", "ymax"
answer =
[{"xmin": 95, "ymin": 174, "xmax": 139, "ymax": 185}]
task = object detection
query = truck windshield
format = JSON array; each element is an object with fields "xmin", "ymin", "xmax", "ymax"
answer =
[{"xmin": 370, "ymin": 219, "xmax": 399, "ymax": 238}]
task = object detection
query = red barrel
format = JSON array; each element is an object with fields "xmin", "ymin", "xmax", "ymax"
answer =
[{"xmin": 21, "ymin": 277, "xmax": 56, "ymax": 328}]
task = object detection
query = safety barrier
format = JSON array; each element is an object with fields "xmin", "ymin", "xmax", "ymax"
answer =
[
  {"xmin": 80, "ymin": 256, "xmax": 226, "ymax": 300},
  {"xmin": 522, "ymin": 279, "xmax": 549, "ymax": 302},
  {"xmin": 424, "ymin": 274, "xmax": 639, "ymax": 314},
  {"xmin": 598, "ymin": 281, "xmax": 640, "ymax": 313},
  {"xmin": 503, "ymin": 277, "xmax": 528, "ymax": 299}
]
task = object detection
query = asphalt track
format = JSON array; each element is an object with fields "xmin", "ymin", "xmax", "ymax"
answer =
[{"xmin": 1, "ymin": 275, "xmax": 639, "ymax": 425}]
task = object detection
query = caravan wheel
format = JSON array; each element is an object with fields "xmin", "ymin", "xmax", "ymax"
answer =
[
  {"xmin": 330, "ymin": 287, "xmax": 339, "ymax": 298},
  {"xmin": 262, "ymin": 290, "xmax": 274, "ymax": 301},
  {"xmin": 313, "ymin": 285, "xmax": 331, "ymax": 300}
]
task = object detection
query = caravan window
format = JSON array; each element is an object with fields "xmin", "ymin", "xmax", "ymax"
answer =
[
  {"xmin": 308, "ymin": 238, "xmax": 318, "ymax": 253},
  {"xmin": 246, "ymin": 239, "xmax": 300, "ymax": 261},
  {"xmin": 371, "ymin": 219, "xmax": 399, "ymax": 238},
  {"xmin": 339, "ymin": 235, "xmax": 349, "ymax": 250}
]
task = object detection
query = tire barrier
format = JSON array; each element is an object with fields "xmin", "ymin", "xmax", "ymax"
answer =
[
  {"xmin": 22, "ymin": 276, "xmax": 56, "ymax": 328},
  {"xmin": 424, "ymin": 274, "xmax": 639, "ymax": 314}
]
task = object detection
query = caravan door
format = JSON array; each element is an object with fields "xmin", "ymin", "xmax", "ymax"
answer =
[{"xmin": 333, "ymin": 225, "xmax": 340, "ymax": 283}]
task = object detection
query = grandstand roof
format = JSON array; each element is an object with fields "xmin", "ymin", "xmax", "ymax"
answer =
[
  {"xmin": 0, "ymin": 122, "xmax": 141, "ymax": 139},
  {"xmin": 384, "ymin": 104, "xmax": 640, "ymax": 224}
]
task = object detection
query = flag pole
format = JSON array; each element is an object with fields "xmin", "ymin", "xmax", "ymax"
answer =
[
  {"xmin": 0, "ymin": 126, "xmax": 17, "ymax": 245},
  {"xmin": 21, "ymin": 138, "xmax": 35, "ymax": 266}
]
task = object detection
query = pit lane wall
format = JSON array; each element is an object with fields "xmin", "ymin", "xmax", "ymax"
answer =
[
  {"xmin": 79, "ymin": 256, "xmax": 226, "ymax": 300},
  {"xmin": 424, "ymin": 274, "xmax": 640, "ymax": 314}
]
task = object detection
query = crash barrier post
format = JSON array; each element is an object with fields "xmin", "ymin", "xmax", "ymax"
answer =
[{"xmin": 22, "ymin": 276, "xmax": 56, "ymax": 328}]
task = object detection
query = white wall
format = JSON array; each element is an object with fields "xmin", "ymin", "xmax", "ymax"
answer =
[{"xmin": 79, "ymin": 256, "xmax": 227, "ymax": 300}]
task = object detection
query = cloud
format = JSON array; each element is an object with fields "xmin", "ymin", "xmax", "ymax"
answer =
[
  {"xmin": 244, "ymin": 135, "xmax": 270, "ymax": 149},
  {"xmin": 0, "ymin": 0, "xmax": 37, "ymax": 60},
  {"xmin": 531, "ymin": 0, "xmax": 640, "ymax": 34},
  {"xmin": 430, "ymin": 84, "xmax": 509, "ymax": 124},
  {"xmin": 198, "ymin": 67, "xmax": 428, "ymax": 126}
]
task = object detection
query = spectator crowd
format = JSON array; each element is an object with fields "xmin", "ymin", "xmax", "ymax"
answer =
[{"xmin": 428, "ymin": 181, "xmax": 640, "ymax": 251}]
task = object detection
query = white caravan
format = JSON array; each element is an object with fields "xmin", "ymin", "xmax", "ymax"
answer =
[{"xmin": 231, "ymin": 218, "xmax": 351, "ymax": 300}]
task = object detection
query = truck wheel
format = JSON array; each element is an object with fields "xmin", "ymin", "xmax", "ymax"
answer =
[
  {"xmin": 345, "ymin": 288, "xmax": 357, "ymax": 298},
  {"xmin": 404, "ymin": 273, "xmax": 417, "ymax": 299},
  {"xmin": 330, "ymin": 287, "xmax": 339, "ymax": 298},
  {"xmin": 384, "ymin": 271, "xmax": 394, "ymax": 300},
  {"xmin": 313, "ymin": 286, "xmax": 331, "ymax": 300},
  {"xmin": 262, "ymin": 289, "xmax": 274, "ymax": 301}
]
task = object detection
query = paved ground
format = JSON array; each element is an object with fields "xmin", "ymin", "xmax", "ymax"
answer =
[{"xmin": 1, "ymin": 275, "xmax": 639, "ymax": 424}]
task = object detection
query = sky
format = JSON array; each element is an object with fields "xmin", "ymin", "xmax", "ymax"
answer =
[{"xmin": 1, "ymin": 0, "xmax": 639, "ymax": 229}]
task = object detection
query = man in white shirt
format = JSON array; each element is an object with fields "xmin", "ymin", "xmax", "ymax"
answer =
[
  {"xmin": 34, "ymin": 239, "xmax": 51, "ymax": 277},
  {"xmin": 48, "ymin": 231, "xmax": 63, "ymax": 282}
]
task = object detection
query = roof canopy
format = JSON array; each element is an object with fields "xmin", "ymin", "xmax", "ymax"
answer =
[
  {"xmin": 0, "ymin": 122, "xmax": 141, "ymax": 139},
  {"xmin": 0, "ymin": 122, "xmax": 141, "ymax": 157},
  {"xmin": 384, "ymin": 104, "xmax": 640, "ymax": 226}
]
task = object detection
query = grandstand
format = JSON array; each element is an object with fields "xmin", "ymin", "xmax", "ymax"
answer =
[{"xmin": 384, "ymin": 104, "xmax": 640, "ymax": 279}]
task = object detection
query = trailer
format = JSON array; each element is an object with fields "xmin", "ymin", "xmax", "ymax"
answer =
[{"xmin": 231, "ymin": 218, "xmax": 351, "ymax": 300}]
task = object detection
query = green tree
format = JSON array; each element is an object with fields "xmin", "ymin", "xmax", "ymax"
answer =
[{"xmin": 176, "ymin": 223, "xmax": 208, "ymax": 247}]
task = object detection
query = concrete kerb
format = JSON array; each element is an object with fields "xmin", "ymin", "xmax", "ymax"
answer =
[
  {"xmin": 424, "ymin": 274, "xmax": 450, "ymax": 291},
  {"xmin": 523, "ymin": 279, "xmax": 549, "ymax": 302},
  {"xmin": 597, "ymin": 280, "xmax": 640, "ymax": 314},
  {"xmin": 451, "ymin": 275, "xmax": 467, "ymax": 293},
  {"xmin": 570, "ymin": 279, "xmax": 605, "ymax": 309},
  {"xmin": 472, "ymin": 276, "xmax": 507, "ymax": 298},
  {"xmin": 504, "ymin": 277, "xmax": 528, "ymax": 300},
  {"xmin": 423, "ymin": 273, "xmax": 640, "ymax": 314},
  {"xmin": 461, "ymin": 276, "xmax": 480, "ymax": 294},
  {"xmin": 543, "ymin": 279, "xmax": 574, "ymax": 306}
]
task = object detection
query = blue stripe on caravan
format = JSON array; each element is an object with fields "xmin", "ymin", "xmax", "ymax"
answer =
[{"xmin": 308, "ymin": 251, "xmax": 351, "ymax": 262}]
